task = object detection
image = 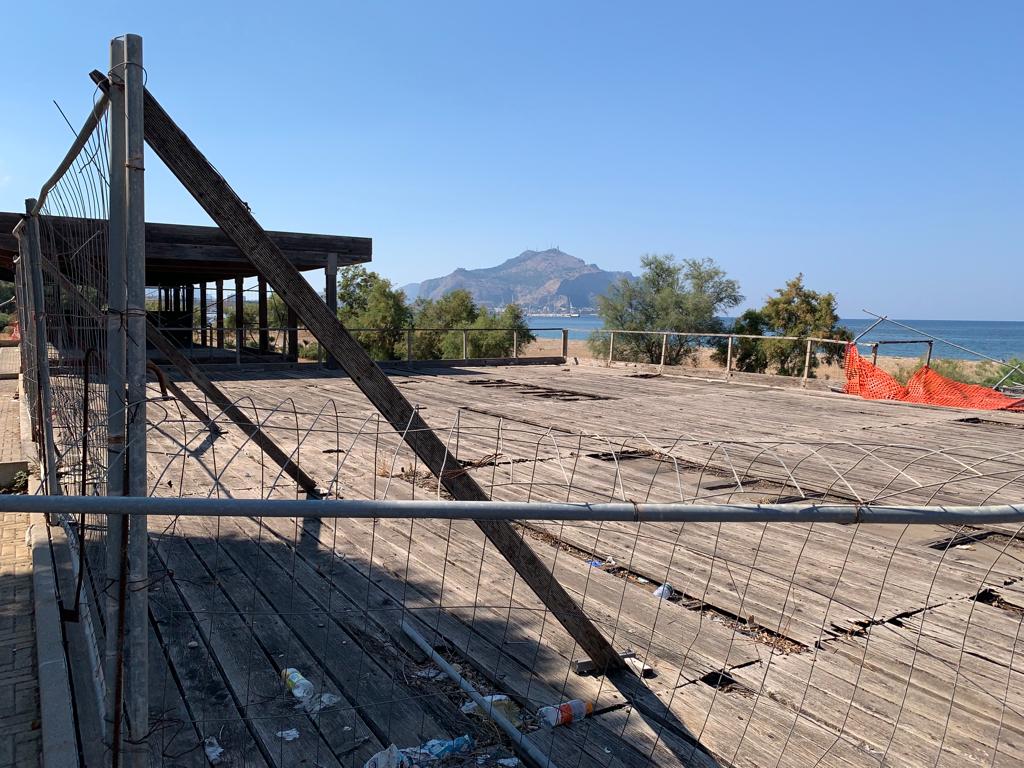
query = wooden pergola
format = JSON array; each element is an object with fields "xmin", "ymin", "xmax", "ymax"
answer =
[{"xmin": 0, "ymin": 211, "xmax": 371, "ymax": 359}]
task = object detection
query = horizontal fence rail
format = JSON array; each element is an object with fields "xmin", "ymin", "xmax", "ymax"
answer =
[{"xmin": 5, "ymin": 495, "xmax": 1024, "ymax": 525}]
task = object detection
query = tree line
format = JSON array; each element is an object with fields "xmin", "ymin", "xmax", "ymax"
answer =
[{"xmin": 589, "ymin": 254, "xmax": 851, "ymax": 377}]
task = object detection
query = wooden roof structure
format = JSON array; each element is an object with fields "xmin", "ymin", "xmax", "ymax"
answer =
[{"xmin": 0, "ymin": 211, "xmax": 371, "ymax": 284}]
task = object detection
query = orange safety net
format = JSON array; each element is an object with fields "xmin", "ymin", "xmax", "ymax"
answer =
[{"xmin": 844, "ymin": 344, "xmax": 1024, "ymax": 412}]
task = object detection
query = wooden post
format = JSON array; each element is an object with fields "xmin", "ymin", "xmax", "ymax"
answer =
[
  {"xmin": 257, "ymin": 276, "xmax": 269, "ymax": 354},
  {"xmin": 871, "ymin": 343, "xmax": 879, "ymax": 367},
  {"xmin": 926, "ymin": 341, "xmax": 934, "ymax": 367},
  {"xmin": 659, "ymin": 333, "xmax": 668, "ymax": 368},
  {"xmin": 513, "ymin": 329, "xmax": 518, "ymax": 359},
  {"xmin": 561, "ymin": 328, "xmax": 569, "ymax": 360},
  {"xmin": 185, "ymin": 283, "xmax": 194, "ymax": 342},
  {"xmin": 287, "ymin": 305, "xmax": 299, "ymax": 362},
  {"xmin": 325, "ymin": 252, "xmax": 338, "ymax": 369},
  {"xmin": 234, "ymin": 276, "xmax": 244, "ymax": 361},
  {"xmin": 215, "ymin": 280, "xmax": 224, "ymax": 348},
  {"xmin": 725, "ymin": 335, "xmax": 733, "ymax": 379},
  {"xmin": 802, "ymin": 338, "xmax": 813, "ymax": 387},
  {"xmin": 608, "ymin": 331, "xmax": 615, "ymax": 364},
  {"xmin": 462, "ymin": 329, "xmax": 468, "ymax": 360},
  {"xmin": 137, "ymin": 83, "xmax": 624, "ymax": 672},
  {"xmin": 199, "ymin": 282, "xmax": 207, "ymax": 347}
]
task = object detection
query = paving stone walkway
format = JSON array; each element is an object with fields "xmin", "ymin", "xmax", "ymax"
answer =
[{"xmin": 0, "ymin": 511, "xmax": 40, "ymax": 767}]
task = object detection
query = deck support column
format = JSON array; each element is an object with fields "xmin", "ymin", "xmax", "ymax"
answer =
[
  {"xmin": 216, "ymin": 280, "xmax": 224, "ymax": 348},
  {"xmin": 199, "ymin": 281, "xmax": 207, "ymax": 347},
  {"xmin": 287, "ymin": 306, "xmax": 299, "ymax": 362},
  {"xmin": 234, "ymin": 276, "xmax": 244, "ymax": 361},
  {"xmin": 325, "ymin": 252, "xmax": 338, "ymax": 368},
  {"xmin": 258, "ymin": 276, "xmax": 269, "ymax": 354}
]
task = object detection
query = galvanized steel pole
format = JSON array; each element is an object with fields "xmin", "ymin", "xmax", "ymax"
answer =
[{"xmin": 123, "ymin": 32, "xmax": 148, "ymax": 768}]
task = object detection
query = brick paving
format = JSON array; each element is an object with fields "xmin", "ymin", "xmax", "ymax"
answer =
[
  {"xmin": 0, "ymin": 512, "xmax": 40, "ymax": 767},
  {"xmin": 0, "ymin": 380, "xmax": 24, "ymax": 470}
]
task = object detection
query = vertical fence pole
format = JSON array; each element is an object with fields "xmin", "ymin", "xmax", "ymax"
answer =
[
  {"xmin": 406, "ymin": 328, "xmax": 413, "ymax": 362},
  {"xmin": 725, "ymin": 335, "xmax": 734, "ymax": 380},
  {"xmin": 659, "ymin": 332, "xmax": 668, "ymax": 368},
  {"xmin": 561, "ymin": 328, "xmax": 569, "ymax": 360},
  {"xmin": 871, "ymin": 343, "xmax": 879, "ymax": 367},
  {"xmin": 104, "ymin": 34, "xmax": 128, "ymax": 763},
  {"xmin": 513, "ymin": 329, "xmax": 518, "ymax": 359},
  {"xmin": 608, "ymin": 331, "xmax": 615, "ymax": 364},
  {"xmin": 124, "ymin": 33, "xmax": 148, "ymax": 768},
  {"xmin": 21, "ymin": 204, "xmax": 61, "ymax": 496},
  {"xmin": 801, "ymin": 338, "xmax": 813, "ymax": 387},
  {"xmin": 926, "ymin": 341, "xmax": 933, "ymax": 367},
  {"xmin": 325, "ymin": 252, "xmax": 338, "ymax": 368},
  {"xmin": 462, "ymin": 329, "xmax": 468, "ymax": 360}
]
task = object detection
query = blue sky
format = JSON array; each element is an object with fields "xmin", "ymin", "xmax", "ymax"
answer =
[{"xmin": 3, "ymin": 2, "xmax": 1021, "ymax": 319}]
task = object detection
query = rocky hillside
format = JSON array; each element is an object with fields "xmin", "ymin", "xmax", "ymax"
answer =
[{"xmin": 403, "ymin": 248, "xmax": 631, "ymax": 311}]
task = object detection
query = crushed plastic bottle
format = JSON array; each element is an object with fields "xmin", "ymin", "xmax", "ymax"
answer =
[
  {"xmin": 537, "ymin": 699, "xmax": 593, "ymax": 728},
  {"xmin": 282, "ymin": 668, "xmax": 314, "ymax": 701},
  {"xmin": 203, "ymin": 736, "xmax": 225, "ymax": 765},
  {"xmin": 653, "ymin": 583, "xmax": 674, "ymax": 600}
]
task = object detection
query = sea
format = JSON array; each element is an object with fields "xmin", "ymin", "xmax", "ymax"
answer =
[{"xmin": 525, "ymin": 316, "xmax": 1024, "ymax": 362}]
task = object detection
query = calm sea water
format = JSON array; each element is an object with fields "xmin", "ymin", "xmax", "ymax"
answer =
[{"xmin": 526, "ymin": 316, "xmax": 1024, "ymax": 362}]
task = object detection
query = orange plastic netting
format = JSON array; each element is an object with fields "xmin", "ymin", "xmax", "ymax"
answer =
[{"xmin": 844, "ymin": 344, "xmax": 1024, "ymax": 412}]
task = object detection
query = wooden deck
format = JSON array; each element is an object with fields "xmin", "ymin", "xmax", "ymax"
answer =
[{"xmin": 129, "ymin": 364, "xmax": 1024, "ymax": 767}]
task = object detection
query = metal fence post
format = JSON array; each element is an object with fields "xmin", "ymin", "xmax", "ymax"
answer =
[
  {"xmin": 926, "ymin": 341, "xmax": 933, "ymax": 367},
  {"xmin": 104, "ymin": 34, "xmax": 128, "ymax": 762},
  {"xmin": 659, "ymin": 332, "xmax": 668, "ymax": 368},
  {"xmin": 513, "ymin": 329, "xmax": 518, "ymax": 358},
  {"xmin": 561, "ymin": 328, "xmax": 569, "ymax": 360},
  {"xmin": 801, "ymin": 338, "xmax": 813, "ymax": 387},
  {"xmin": 123, "ymin": 32, "xmax": 148, "ymax": 768},
  {"xmin": 21, "ymin": 204, "xmax": 61, "ymax": 495},
  {"xmin": 608, "ymin": 331, "xmax": 615, "ymax": 364},
  {"xmin": 462, "ymin": 329, "xmax": 468, "ymax": 360},
  {"xmin": 725, "ymin": 335, "xmax": 734, "ymax": 380}
]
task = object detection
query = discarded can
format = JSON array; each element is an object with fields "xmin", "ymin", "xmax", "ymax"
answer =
[
  {"xmin": 537, "ymin": 699, "xmax": 593, "ymax": 727},
  {"xmin": 282, "ymin": 668, "xmax": 314, "ymax": 700}
]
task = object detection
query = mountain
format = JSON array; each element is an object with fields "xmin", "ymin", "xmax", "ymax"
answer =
[{"xmin": 402, "ymin": 248, "xmax": 631, "ymax": 311}]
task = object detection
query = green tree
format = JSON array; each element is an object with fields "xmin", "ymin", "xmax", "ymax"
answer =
[
  {"xmin": 590, "ymin": 255, "xmax": 742, "ymax": 364},
  {"xmin": 337, "ymin": 266, "xmax": 411, "ymax": 360},
  {"xmin": 411, "ymin": 289, "xmax": 534, "ymax": 359},
  {"xmin": 722, "ymin": 274, "xmax": 851, "ymax": 377}
]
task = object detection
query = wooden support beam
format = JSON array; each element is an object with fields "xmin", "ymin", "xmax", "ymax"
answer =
[
  {"xmin": 138, "ymin": 83, "xmax": 624, "ymax": 672},
  {"xmin": 287, "ymin": 306, "xmax": 298, "ymax": 362},
  {"xmin": 234, "ymin": 276, "xmax": 244, "ymax": 354},
  {"xmin": 257, "ymin": 276, "xmax": 269, "ymax": 354},
  {"xmin": 215, "ymin": 280, "xmax": 224, "ymax": 348},
  {"xmin": 199, "ymin": 282, "xmax": 207, "ymax": 347}
]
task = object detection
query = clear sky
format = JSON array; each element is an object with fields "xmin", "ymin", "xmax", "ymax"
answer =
[{"xmin": 3, "ymin": 2, "xmax": 1021, "ymax": 319}]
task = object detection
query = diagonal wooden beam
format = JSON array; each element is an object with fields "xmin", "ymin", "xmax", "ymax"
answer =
[{"xmin": 136, "ymin": 81, "xmax": 624, "ymax": 672}]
